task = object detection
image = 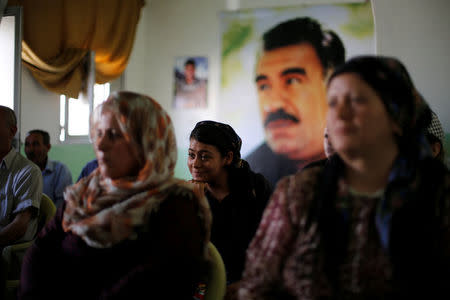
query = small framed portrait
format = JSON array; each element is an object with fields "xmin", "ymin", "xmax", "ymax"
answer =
[{"xmin": 173, "ymin": 56, "xmax": 208, "ymax": 109}]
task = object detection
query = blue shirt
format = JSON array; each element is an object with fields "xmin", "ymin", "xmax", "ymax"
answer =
[
  {"xmin": 77, "ymin": 159, "xmax": 98, "ymax": 182},
  {"xmin": 42, "ymin": 159, "xmax": 73, "ymax": 208}
]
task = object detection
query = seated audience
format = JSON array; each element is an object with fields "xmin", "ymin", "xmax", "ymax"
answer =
[
  {"xmin": 426, "ymin": 110, "xmax": 446, "ymax": 164},
  {"xmin": 25, "ymin": 129, "xmax": 73, "ymax": 207},
  {"xmin": 19, "ymin": 91, "xmax": 211, "ymax": 299},
  {"xmin": 238, "ymin": 56, "xmax": 450, "ymax": 299},
  {"xmin": 76, "ymin": 158, "xmax": 98, "ymax": 182},
  {"xmin": 0, "ymin": 106, "xmax": 42, "ymax": 248},
  {"xmin": 188, "ymin": 121, "xmax": 272, "ymax": 293}
]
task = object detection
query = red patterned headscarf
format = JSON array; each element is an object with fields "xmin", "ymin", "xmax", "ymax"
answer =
[{"xmin": 62, "ymin": 91, "xmax": 211, "ymax": 248}]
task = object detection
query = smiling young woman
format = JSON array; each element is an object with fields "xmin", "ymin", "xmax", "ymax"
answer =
[{"xmin": 188, "ymin": 120, "xmax": 272, "ymax": 295}]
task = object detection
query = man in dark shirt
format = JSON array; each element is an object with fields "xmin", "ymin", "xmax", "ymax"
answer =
[{"xmin": 25, "ymin": 129, "xmax": 73, "ymax": 207}]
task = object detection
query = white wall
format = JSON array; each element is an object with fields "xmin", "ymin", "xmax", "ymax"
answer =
[
  {"xmin": 126, "ymin": 0, "xmax": 226, "ymax": 151},
  {"xmin": 126, "ymin": 0, "xmax": 450, "ymax": 143},
  {"xmin": 20, "ymin": 66, "xmax": 59, "ymax": 143},
  {"xmin": 373, "ymin": 0, "xmax": 450, "ymax": 131},
  {"xmin": 20, "ymin": 0, "xmax": 450, "ymax": 149}
]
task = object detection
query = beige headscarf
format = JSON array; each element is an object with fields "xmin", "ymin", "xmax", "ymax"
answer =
[{"xmin": 62, "ymin": 91, "xmax": 211, "ymax": 248}]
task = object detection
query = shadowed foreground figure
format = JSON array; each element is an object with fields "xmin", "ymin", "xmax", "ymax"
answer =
[
  {"xmin": 19, "ymin": 91, "xmax": 211, "ymax": 300},
  {"xmin": 238, "ymin": 56, "xmax": 450, "ymax": 299}
]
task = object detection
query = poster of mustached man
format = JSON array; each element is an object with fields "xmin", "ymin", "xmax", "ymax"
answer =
[{"xmin": 219, "ymin": 2, "xmax": 375, "ymax": 187}]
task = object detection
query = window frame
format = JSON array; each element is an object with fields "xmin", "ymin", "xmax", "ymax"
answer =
[
  {"xmin": 59, "ymin": 51, "xmax": 124, "ymax": 144},
  {"xmin": 1, "ymin": 6, "xmax": 22, "ymax": 149}
]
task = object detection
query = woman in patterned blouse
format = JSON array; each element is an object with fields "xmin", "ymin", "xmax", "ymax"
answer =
[{"xmin": 238, "ymin": 56, "xmax": 450, "ymax": 299}]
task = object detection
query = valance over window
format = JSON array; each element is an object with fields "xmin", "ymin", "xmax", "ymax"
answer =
[{"xmin": 7, "ymin": 0, "xmax": 145, "ymax": 98}]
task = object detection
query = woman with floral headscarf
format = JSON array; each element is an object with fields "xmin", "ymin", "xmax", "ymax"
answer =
[
  {"xmin": 238, "ymin": 56, "xmax": 450, "ymax": 299},
  {"xmin": 187, "ymin": 121, "xmax": 272, "ymax": 294},
  {"xmin": 19, "ymin": 91, "xmax": 211, "ymax": 299}
]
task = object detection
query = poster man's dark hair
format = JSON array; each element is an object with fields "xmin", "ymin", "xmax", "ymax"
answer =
[{"xmin": 262, "ymin": 17, "xmax": 345, "ymax": 73}]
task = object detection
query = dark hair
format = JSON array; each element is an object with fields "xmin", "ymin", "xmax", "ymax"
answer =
[
  {"xmin": 262, "ymin": 17, "xmax": 345, "ymax": 74},
  {"xmin": 328, "ymin": 55, "xmax": 431, "ymax": 155},
  {"xmin": 189, "ymin": 120, "xmax": 242, "ymax": 168},
  {"xmin": 185, "ymin": 58, "xmax": 196, "ymax": 68},
  {"xmin": 28, "ymin": 129, "xmax": 50, "ymax": 145}
]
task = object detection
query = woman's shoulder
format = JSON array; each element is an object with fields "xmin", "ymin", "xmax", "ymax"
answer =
[
  {"xmin": 159, "ymin": 181, "xmax": 211, "ymax": 227},
  {"xmin": 160, "ymin": 182, "xmax": 203, "ymax": 209},
  {"xmin": 238, "ymin": 160, "xmax": 272, "ymax": 189},
  {"xmin": 415, "ymin": 157, "xmax": 450, "ymax": 191},
  {"xmin": 248, "ymin": 169, "xmax": 272, "ymax": 192},
  {"xmin": 415, "ymin": 158, "xmax": 450, "ymax": 205},
  {"xmin": 165, "ymin": 181, "xmax": 197, "ymax": 196},
  {"xmin": 276, "ymin": 164, "xmax": 324, "ymax": 193},
  {"xmin": 269, "ymin": 165, "xmax": 325, "ymax": 224}
]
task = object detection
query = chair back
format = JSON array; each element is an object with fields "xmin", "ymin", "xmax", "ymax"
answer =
[
  {"xmin": 2, "ymin": 193, "xmax": 57, "ymax": 300},
  {"xmin": 204, "ymin": 241, "xmax": 227, "ymax": 300},
  {"xmin": 37, "ymin": 193, "xmax": 56, "ymax": 234}
]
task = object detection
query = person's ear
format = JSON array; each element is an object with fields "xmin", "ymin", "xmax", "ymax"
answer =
[
  {"xmin": 224, "ymin": 151, "xmax": 233, "ymax": 166},
  {"xmin": 9, "ymin": 125, "xmax": 17, "ymax": 138},
  {"xmin": 46, "ymin": 143, "xmax": 51, "ymax": 153},
  {"xmin": 430, "ymin": 141, "xmax": 442, "ymax": 158}
]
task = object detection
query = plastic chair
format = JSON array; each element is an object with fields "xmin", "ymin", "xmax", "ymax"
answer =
[
  {"xmin": 35, "ymin": 193, "xmax": 57, "ymax": 233},
  {"xmin": 2, "ymin": 193, "xmax": 56, "ymax": 300},
  {"xmin": 204, "ymin": 241, "xmax": 227, "ymax": 300}
]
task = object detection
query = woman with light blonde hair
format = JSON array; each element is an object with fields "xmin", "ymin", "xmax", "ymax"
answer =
[{"xmin": 19, "ymin": 91, "xmax": 211, "ymax": 299}]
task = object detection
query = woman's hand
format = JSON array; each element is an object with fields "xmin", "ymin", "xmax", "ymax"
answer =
[{"xmin": 188, "ymin": 180, "xmax": 208, "ymax": 198}]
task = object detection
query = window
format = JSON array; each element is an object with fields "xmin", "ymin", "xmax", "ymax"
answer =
[
  {"xmin": 59, "ymin": 83, "xmax": 110, "ymax": 142},
  {"xmin": 59, "ymin": 52, "xmax": 123, "ymax": 143},
  {"xmin": 0, "ymin": 6, "xmax": 22, "ymax": 149}
]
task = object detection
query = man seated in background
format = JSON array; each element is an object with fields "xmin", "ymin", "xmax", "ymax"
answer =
[
  {"xmin": 25, "ymin": 129, "xmax": 72, "ymax": 207},
  {"xmin": 0, "ymin": 106, "xmax": 42, "ymax": 247}
]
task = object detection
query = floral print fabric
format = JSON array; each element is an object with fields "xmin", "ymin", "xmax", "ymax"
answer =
[{"xmin": 238, "ymin": 159, "xmax": 450, "ymax": 299}]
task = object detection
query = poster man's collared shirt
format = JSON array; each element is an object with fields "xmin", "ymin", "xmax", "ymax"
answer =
[{"xmin": 245, "ymin": 142, "xmax": 299, "ymax": 189}]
